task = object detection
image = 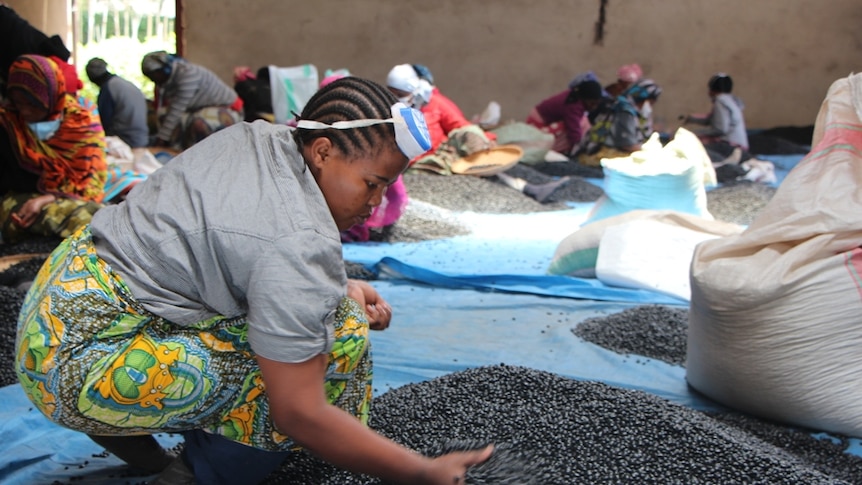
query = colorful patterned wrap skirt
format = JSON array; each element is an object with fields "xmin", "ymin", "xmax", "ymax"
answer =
[
  {"xmin": 15, "ymin": 226, "xmax": 373, "ymax": 451},
  {"xmin": 1, "ymin": 192, "xmax": 103, "ymax": 244}
]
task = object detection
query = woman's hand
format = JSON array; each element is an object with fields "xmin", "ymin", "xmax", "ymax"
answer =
[
  {"xmin": 418, "ymin": 446, "xmax": 495, "ymax": 485},
  {"xmin": 11, "ymin": 194, "xmax": 56, "ymax": 228},
  {"xmin": 347, "ymin": 279, "xmax": 392, "ymax": 330},
  {"xmin": 258, "ymin": 354, "xmax": 494, "ymax": 484}
]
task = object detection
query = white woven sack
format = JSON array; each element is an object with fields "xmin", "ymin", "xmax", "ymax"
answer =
[
  {"xmin": 595, "ymin": 218, "xmax": 723, "ymax": 301},
  {"xmin": 687, "ymin": 73, "xmax": 862, "ymax": 437},
  {"xmin": 269, "ymin": 64, "xmax": 319, "ymax": 124},
  {"xmin": 548, "ymin": 209, "xmax": 742, "ymax": 279}
]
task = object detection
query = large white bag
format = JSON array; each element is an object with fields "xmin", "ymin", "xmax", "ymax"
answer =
[
  {"xmin": 269, "ymin": 64, "xmax": 319, "ymax": 124},
  {"xmin": 548, "ymin": 209, "xmax": 743, "ymax": 279},
  {"xmin": 596, "ymin": 219, "xmax": 728, "ymax": 301},
  {"xmin": 687, "ymin": 73, "xmax": 862, "ymax": 437}
]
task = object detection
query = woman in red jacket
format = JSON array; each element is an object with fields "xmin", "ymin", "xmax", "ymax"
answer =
[
  {"xmin": 385, "ymin": 64, "xmax": 570, "ymax": 202},
  {"xmin": 385, "ymin": 63, "xmax": 496, "ymax": 175}
]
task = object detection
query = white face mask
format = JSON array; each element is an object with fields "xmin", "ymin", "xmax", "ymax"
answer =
[
  {"xmin": 28, "ymin": 118, "xmax": 61, "ymax": 141},
  {"xmin": 640, "ymin": 101, "xmax": 652, "ymax": 119}
]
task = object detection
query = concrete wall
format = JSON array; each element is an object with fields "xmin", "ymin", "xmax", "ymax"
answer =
[
  {"xmin": 10, "ymin": 1, "xmax": 862, "ymax": 131},
  {"xmin": 181, "ymin": 0, "xmax": 861, "ymax": 131},
  {"xmin": 5, "ymin": 0, "xmax": 69, "ymax": 41}
]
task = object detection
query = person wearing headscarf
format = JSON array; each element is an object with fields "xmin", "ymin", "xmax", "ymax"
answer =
[
  {"xmin": 527, "ymin": 72, "xmax": 606, "ymax": 156},
  {"xmin": 86, "ymin": 58, "xmax": 148, "ymax": 149},
  {"xmin": 0, "ymin": 54, "xmax": 106, "ymax": 243},
  {"xmin": 386, "ymin": 64, "xmax": 569, "ymax": 203},
  {"xmin": 604, "ymin": 63, "xmax": 644, "ymax": 98},
  {"xmin": 14, "ymin": 76, "xmax": 492, "ymax": 484},
  {"xmin": 385, "ymin": 63, "xmax": 496, "ymax": 174},
  {"xmin": 141, "ymin": 51, "xmax": 243, "ymax": 150},
  {"xmin": 578, "ymin": 78, "xmax": 663, "ymax": 166}
]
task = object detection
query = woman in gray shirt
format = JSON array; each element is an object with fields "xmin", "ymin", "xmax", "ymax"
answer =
[
  {"xmin": 684, "ymin": 73, "xmax": 752, "ymax": 165},
  {"xmin": 142, "ymin": 51, "xmax": 243, "ymax": 150},
  {"xmin": 15, "ymin": 76, "xmax": 491, "ymax": 484}
]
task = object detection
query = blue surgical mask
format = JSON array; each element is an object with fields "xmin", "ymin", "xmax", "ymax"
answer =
[{"xmin": 28, "ymin": 118, "xmax": 61, "ymax": 141}]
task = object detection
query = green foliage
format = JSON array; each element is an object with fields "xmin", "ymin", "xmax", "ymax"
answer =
[{"xmin": 76, "ymin": 35, "xmax": 175, "ymax": 106}]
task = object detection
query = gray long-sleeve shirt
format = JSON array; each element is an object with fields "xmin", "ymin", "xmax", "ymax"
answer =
[
  {"xmin": 690, "ymin": 93, "xmax": 749, "ymax": 149},
  {"xmin": 91, "ymin": 121, "xmax": 345, "ymax": 363},
  {"xmin": 155, "ymin": 59, "xmax": 238, "ymax": 142}
]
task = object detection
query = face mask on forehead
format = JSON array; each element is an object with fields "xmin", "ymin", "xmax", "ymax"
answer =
[{"xmin": 295, "ymin": 102, "xmax": 432, "ymax": 160}]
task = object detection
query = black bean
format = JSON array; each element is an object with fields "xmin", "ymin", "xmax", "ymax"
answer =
[{"xmin": 573, "ymin": 304, "xmax": 689, "ymax": 366}]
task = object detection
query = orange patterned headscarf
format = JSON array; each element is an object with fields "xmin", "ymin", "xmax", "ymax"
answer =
[{"xmin": 1, "ymin": 55, "xmax": 106, "ymax": 202}]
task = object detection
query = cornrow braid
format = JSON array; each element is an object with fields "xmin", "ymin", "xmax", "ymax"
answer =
[{"xmin": 293, "ymin": 76, "xmax": 400, "ymax": 158}]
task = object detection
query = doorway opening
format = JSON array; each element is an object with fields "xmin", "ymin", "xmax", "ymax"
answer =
[{"xmin": 72, "ymin": 0, "xmax": 180, "ymax": 102}]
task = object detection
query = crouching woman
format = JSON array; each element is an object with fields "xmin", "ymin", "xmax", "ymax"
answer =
[{"xmin": 15, "ymin": 77, "xmax": 490, "ymax": 484}]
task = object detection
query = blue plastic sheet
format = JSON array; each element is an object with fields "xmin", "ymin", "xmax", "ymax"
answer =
[{"xmin": 6, "ymin": 156, "xmax": 860, "ymax": 484}]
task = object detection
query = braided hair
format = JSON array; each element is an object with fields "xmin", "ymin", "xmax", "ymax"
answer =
[{"xmin": 293, "ymin": 76, "xmax": 400, "ymax": 159}]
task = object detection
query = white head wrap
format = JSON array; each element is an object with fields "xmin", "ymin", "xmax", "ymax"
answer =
[{"xmin": 386, "ymin": 64, "xmax": 420, "ymax": 93}]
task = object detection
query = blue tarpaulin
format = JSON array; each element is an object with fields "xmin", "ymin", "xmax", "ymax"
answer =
[{"xmin": 4, "ymin": 154, "xmax": 857, "ymax": 484}]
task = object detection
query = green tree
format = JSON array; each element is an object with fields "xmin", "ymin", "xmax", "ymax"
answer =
[{"xmin": 75, "ymin": 0, "xmax": 175, "ymax": 104}]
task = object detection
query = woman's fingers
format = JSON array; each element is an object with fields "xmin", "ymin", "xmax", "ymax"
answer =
[{"xmin": 366, "ymin": 303, "xmax": 392, "ymax": 330}]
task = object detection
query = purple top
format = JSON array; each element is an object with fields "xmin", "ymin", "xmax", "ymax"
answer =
[{"xmin": 535, "ymin": 90, "xmax": 588, "ymax": 148}]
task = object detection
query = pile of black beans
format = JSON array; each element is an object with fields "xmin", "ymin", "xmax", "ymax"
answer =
[
  {"xmin": 0, "ymin": 237, "xmax": 55, "ymax": 388},
  {"xmin": 573, "ymin": 304, "xmax": 690, "ymax": 366},
  {"xmin": 263, "ymin": 364, "xmax": 862, "ymax": 484},
  {"xmin": 0, "ymin": 284, "xmax": 24, "ymax": 387}
]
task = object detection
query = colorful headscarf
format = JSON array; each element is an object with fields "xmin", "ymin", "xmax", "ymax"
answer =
[
  {"xmin": 320, "ymin": 72, "xmax": 348, "ymax": 89},
  {"xmin": 624, "ymin": 78, "xmax": 662, "ymax": 102},
  {"xmin": 1, "ymin": 55, "xmax": 107, "ymax": 202},
  {"xmin": 412, "ymin": 64, "xmax": 434, "ymax": 85},
  {"xmin": 50, "ymin": 56, "xmax": 84, "ymax": 94},
  {"xmin": 7, "ymin": 54, "xmax": 62, "ymax": 114},
  {"xmin": 568, "ymin": 70, "xmax": 600, "ymax": 89}
]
